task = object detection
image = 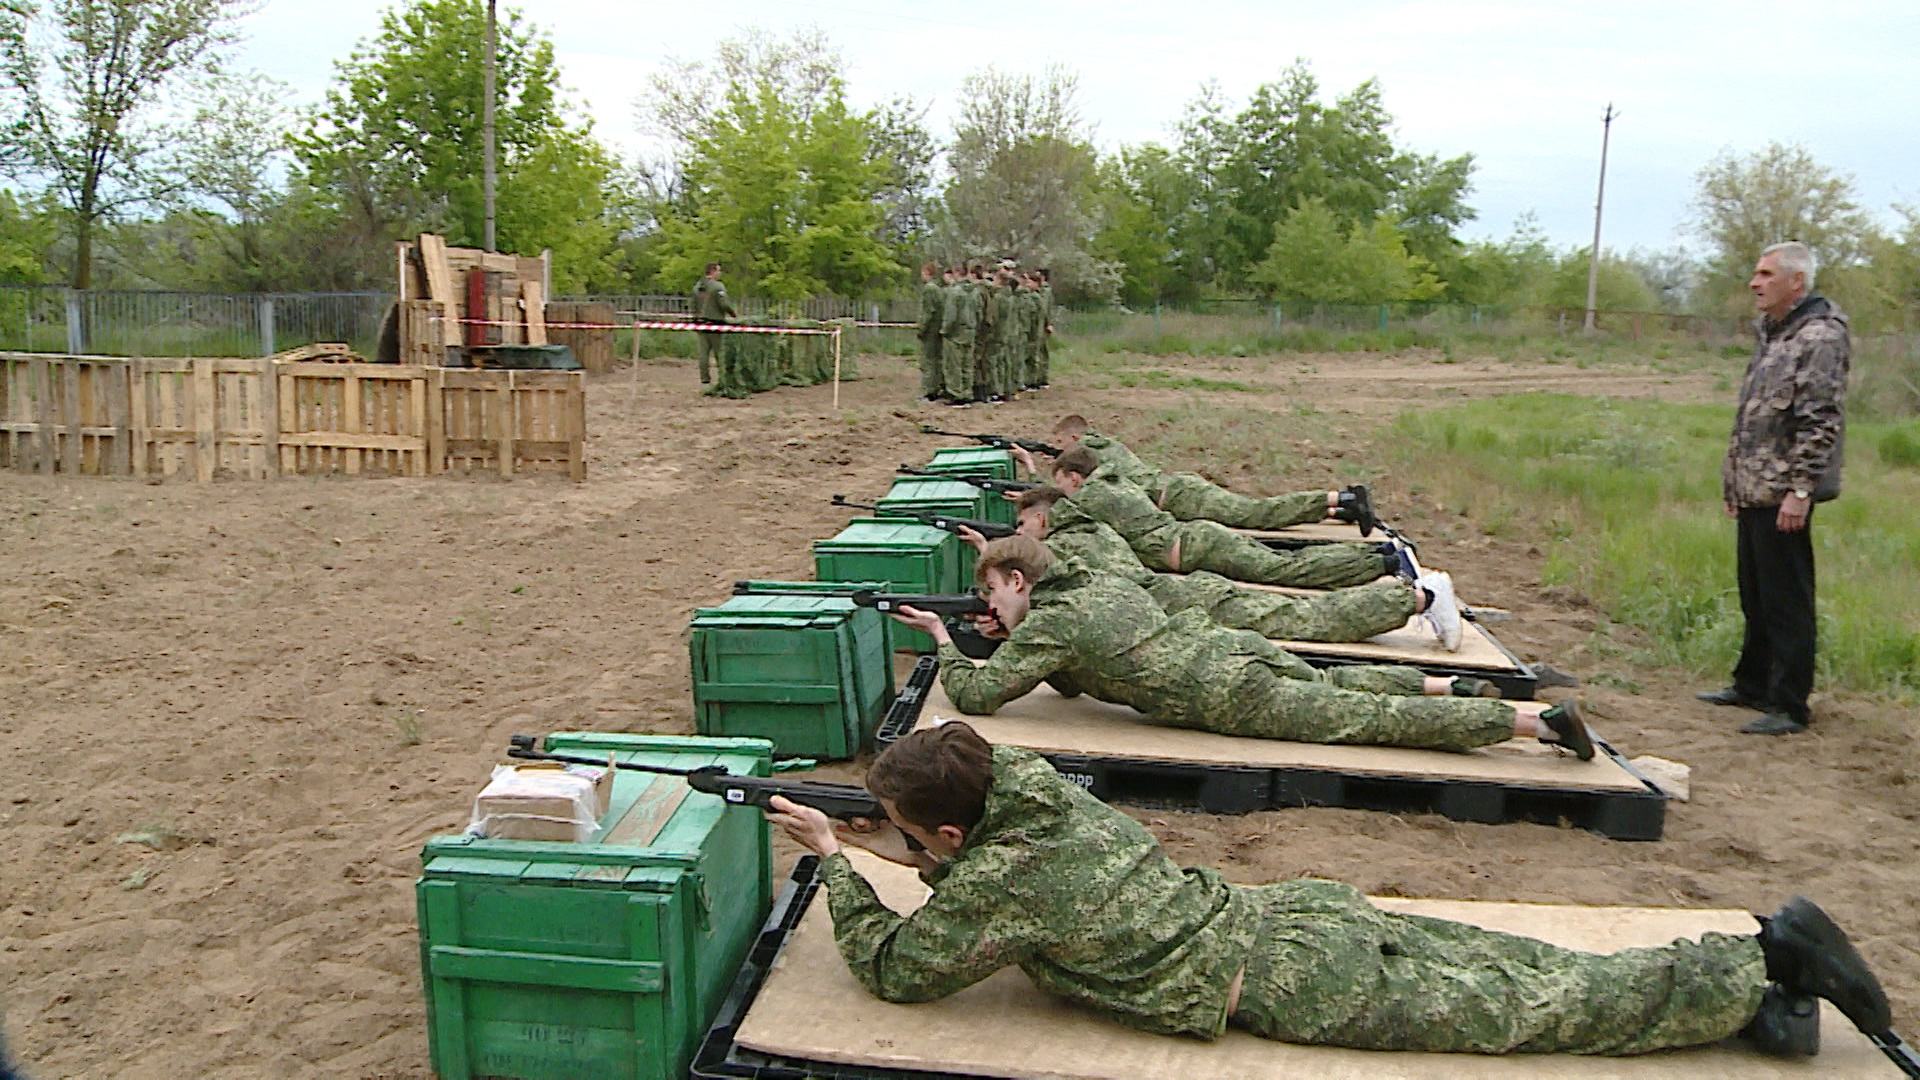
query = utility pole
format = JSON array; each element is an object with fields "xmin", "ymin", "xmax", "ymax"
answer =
[
  {"xmin": 1582, "ymin": 103, "xmax": 1617, "ymax": 334},
  {"xmin": 482, "ymin": 0, "xmax": 497, "ymax": 251}
]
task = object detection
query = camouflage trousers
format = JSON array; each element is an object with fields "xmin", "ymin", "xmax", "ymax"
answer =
[
  {"xmin": 1233, "ymin": 879, "xmax": 1766, "ymax": 1054},
  {"xmin": 1035, "ymin": 337, "xmax": 1050, "ymax": 386},
  {"xmin": 1152, "ymin": 474, "xmax": 1329, "ymax": 531},
  {"xmin": 1193, "ymin": 660, "xmax": 1513, "ymax": 750},
  {"xmin": 1136, "ymin": 519, "xmax": 1390, "ymax": 590},
  {"xmin": 940, "ymin": 336, "xmax": 975, "ymax": 401},
  {"xmin": 1147, "ymin": 574, "xmax": 1416, "ymax": 643},
  {"xmin": 696, "ymin": 331, "xmax": 723, "ymax": 383},
  {"xmin": 919, "ymin": 335, "xmax": 944, "ymax": 399},
  {"xmin": 992, "ymin": 341, "xmax": 1020, "ymax": 399}
]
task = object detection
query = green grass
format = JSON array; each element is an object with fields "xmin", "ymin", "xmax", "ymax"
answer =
[
  {"xmin": 1392, "ymin": 395, "xmax": 1920, "ymax": 699},
  {"xmin": 1114, "ymin": 369, "xmax": 1255, "ymax": 393}
]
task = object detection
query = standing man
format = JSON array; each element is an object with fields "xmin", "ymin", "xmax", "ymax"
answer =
[
  {"xmin": 918, "ymin": 262, "xmax": 947, "ymax": 401},
  {"xmin": 940, "ymin": 265, "xmax": 979, "ymax": 404},
  {"xmin": 1035, "ymin": 268, "xmax": 1054, "ymax": 388},
  {"xmin": 691, "ymin": 262, "xmax": 736, "ymax": 387},
  {"xmin": 1699, "ymin": 241, "xmax": 1849, "ymax": 736}
]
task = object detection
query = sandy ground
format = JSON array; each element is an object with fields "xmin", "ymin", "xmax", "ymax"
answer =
[{"xmin": 1, "ymin": 349, "xmax": 1915, "ymax": 1079}]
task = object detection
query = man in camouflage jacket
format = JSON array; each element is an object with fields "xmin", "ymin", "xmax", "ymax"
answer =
[
  {"xmin": 1699, "ymin": 242, "xmax": 1849, "ymax": 736},
  {"xmin": 917, "ymin": 264, "xmax": 946, "ymax": 401},
  {"xmin": 766, "ymin": 722, "xmax": 1891, "ymax": 1057}
]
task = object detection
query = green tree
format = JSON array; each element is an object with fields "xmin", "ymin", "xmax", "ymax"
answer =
[
  {"xmin": 1249, "ymin": 197, "xmax": 1443, "ymax": 304},
  {"xmin": 295, "ymin": 0, "xmax": 620, "ymax": 288},
  {"xmin": 1090, "ymin": 144, "xmax": 1187, "ymax": 305},
  {"xmin": 641, "ymin": 30, "xmax": 899, "ymax": 299},
  {"xmin": 0, "ymin": 0, "xmax": 248, "ymax": 288},
  {"xmin": 0, "ymin": 188, "xmax": 57, "ymax": 283},
  {"xmin": 1687, "ymin": 142, "xmax": 1874, "ymax": 312}
]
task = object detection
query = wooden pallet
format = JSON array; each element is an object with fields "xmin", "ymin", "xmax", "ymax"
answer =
[{"xmin": 695, "ymin": 852, "xmax": 1899, "ymax": 1080}]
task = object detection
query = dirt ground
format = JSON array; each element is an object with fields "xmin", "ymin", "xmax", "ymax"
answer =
[{"xmin": 2, "ymin": 349, "xmax": 1915, "ymax": 1079}]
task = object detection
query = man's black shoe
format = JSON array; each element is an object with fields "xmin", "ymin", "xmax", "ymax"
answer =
[
  {"xmin": 1740, "ymin": 712, "xmax": 1808, "ymax": 735},
  {"xmin": 1759, "ymin": 896, "xmax": 1893, "ymax": 1036},
  {"xmin": 1697, "ymin": 687, "xmax": 1768, "ymax": 709},
  {"xmin": 1538, "ymin": 701, "xmax": 1595, "ymax": 761},
  {"xmin": 1336, "ymin": 485, "xmax": 1377, "ymax": 537},
  {"xmin": 1741, "ymin": 983, "xmax": 1821, "ymax": 1057}
]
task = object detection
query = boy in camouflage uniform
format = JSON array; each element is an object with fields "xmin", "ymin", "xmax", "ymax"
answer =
[
  {"xmin": 893, "ymin": 536, "xmax": 1584, "ymax": 751},
  {"xmin": 691, "ymin": 262, "xmax": 736, "ymax": 386},
  {"xmin": 918, "ymin": 263, "xmax": 946, "ymax": 401},
  {"xmin": 939, "ymin": 268, "xmax": 979, "ymax": 404},
  {"xmin": 1053, "ymin": 448, "xmax": 1394, "ymax": 591},
  {"xmin": 768, "ymin": 721, "xmax": 1888, "ymax": 1058}
]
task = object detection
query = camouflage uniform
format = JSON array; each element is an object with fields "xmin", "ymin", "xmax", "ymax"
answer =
[
  {"xmin": 823, "ymin": 745, "xmax": 1767, "ymax": 1051},
  {"xmin": 1046, "ymin": 497, "xmax": 1417, "ymax": 643},
  {"xmin": 691, "ymin": 275, "xmax": 736, "ymax": 384},
  {"xmin": 986, "ymin": 284, "xmax": 1018, "ymax": 400},
  {"xmin": 940, "ymin": 282, "xmax": 980, "ymax": 403},
  {"xmin": 1722, "ymin": 295, "xmax": 1848, "ymax": 509},
  {"xmin": 1035, "ymin": 284, "xmax": 1053, "ymax": 386},
  {"xmin": 938, "ymin": 557, "xmax": 1510, "ymax": 748},
  {"xmin": 1079, "ymin": 433, "xmax": 1331, "ymax": 530},
  {"xmin": 1068, "ymin": 465, "xmax": 1391, "ymax": 590},
  {"xmin": 919, "ymin": 280, "xmax": 946, "ymax": 400},
  {"xmin": 1018, "ymin": 286, "xmax": 1043, "ymax": 388}
]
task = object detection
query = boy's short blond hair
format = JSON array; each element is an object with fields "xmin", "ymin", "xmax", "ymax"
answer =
[{"xmin": 975, "ymin": 535, "xmax": 1055, "ymax": 587}]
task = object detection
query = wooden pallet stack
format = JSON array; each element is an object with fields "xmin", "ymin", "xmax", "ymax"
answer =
[{"xmin": 395, "ymin": 233, "xmax": 551, "ymax": 365}]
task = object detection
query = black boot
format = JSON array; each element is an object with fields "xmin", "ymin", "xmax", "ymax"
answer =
[
  {"xmin": 1537, "ymin": 701, "xmax": 1595, "ymax": 760},
  {"xmin": 1335, "ymin": 484, "xmax": 1377, "ymax": 537},
  {"xmin": 1758, "ymin": 897, "xmax": 1893, "ymax": 1035},
  {"xmin": 1451, "ymin": 676, "xmax": 1502, "ymax": 699},
  {"xmin": 1741, "ymin": 983, "xmax": 1821, "ymax": 1057}
]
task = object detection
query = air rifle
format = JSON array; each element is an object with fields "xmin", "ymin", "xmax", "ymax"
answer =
[
  {"xmin": 897, "ymin": 465, "xmax": 1038, "ymax": 495},
  {"xmin": 830, "ymin": 494, "xmax": 1014, "ymax": 539},
  {"xmin": 506, "ymin": 735, "xmax": 882, "ymax": 822},
  {"xmin": 850, "ymin": 590, "xmax": 990, "ymax": 618},
  {"xmin": 919, "ymin": 426, "xmax": 1061, "ymax": 457}
]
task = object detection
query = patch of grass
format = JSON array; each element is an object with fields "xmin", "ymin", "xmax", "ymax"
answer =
[
  {"xmin": 393, "ymin": 707, "xmax": 423, "ymax": 746},
  {"xmin": 1393, "ymin": 394, "xmax": 1920, "ymax": 699},
  {"xmin": 1880, "ymin": 426, "xmax": 1920, "ymax": 468},
  {"xmin": 1113, "ymin": 370, "xmax": 1254, "ymax": 393}
]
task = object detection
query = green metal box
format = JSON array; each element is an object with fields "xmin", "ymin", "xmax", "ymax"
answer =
[
  {"xmin": 417, "ymin": 733, "xmax": 774, "ymax": 1080},
  {"xmin": 877, "ymin": 475, "xmax": 1012, "ymax": 527},
  {"xmin": 812, "ymin": 519, "xmax": 969, "ymax": 653},
  {"xmin": 687, "ymin": 586, "xmax": 896, "ymax": 758},
  {"xmin": 926, "ymin": 445, "xmax": 1017, "ymax": 480}
]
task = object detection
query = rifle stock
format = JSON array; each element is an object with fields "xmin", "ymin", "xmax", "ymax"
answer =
[
  {"xmin": 830, "ymin": 495, "xmax": 1015, "ymax": 539},
  {"xmin": 851, "ymin": 590, "xmax": 990, "ymax": 618},
  {"xmin": 919, "ymin": 426, "xmax": 1061, "ymax": 457}
]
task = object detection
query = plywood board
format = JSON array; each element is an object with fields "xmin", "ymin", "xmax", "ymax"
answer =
[
  {"xmin": 1276, "ymin": 618, "xmax": 1522, "ymax": 673},
  {"xmin": 920, "ymin": 680, "xmax": 1645, "ymax": 793},
  {"xmin": 1235, "ymin": 521, "xmax": 1374, "ymax": 542},
  {"xmin": 735, "ymin": 848, "xmax": 1894, "ymax": 1079}
]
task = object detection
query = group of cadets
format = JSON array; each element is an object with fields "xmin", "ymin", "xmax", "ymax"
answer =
[{"xmin": 917, "ymin": 259, "xmax": 1053, "ymax": 405}]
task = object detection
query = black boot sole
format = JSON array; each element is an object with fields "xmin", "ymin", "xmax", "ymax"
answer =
[
  {"xmin": 1741, "ymin": 984, "xmax": 1821, "ymax": 1058},
  {"xmin": 1766, "ymin": 896, "xmax": 1893, "ymax": 1036},
  {"xmin": 1540, "ymin": 701, "xmax": 1595, "ymax": 761}
]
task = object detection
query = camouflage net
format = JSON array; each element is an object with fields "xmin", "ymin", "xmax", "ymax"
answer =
[{"xmin": 707, "ymin": 318, "xmax": 858, "ymax": 399}]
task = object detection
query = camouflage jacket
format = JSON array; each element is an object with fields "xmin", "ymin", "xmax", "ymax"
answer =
[
  {"xmin": 918, "ymin": 282, "xmax": 945, "ymax": 340},
  {"xmin": 935, "ymin": 556, "xmax": 1293, "ymax": 725},
  {"xmin": 822, "ymin": 745, "xmax": 1260, "ymax": 1037},
  {"xmin": 1079, "ymin": 433, "xmax": 1163, "ymax": 488},
  {"xmin": 1062, "ymin": 464, "xmax": 1179, "ymax": 541},
  {"xmin": 1045, "ymin": 497, "xmax": 1157, "ymax": 588},
  {"xmin": 691, "ymin": 277, "xmax": 735, "ymax": 322},
  {"xmin": 942, "ymin": 282, "xmax": 980, "ymax": 344},
  {"xmin": 1723, "ymin": 295, "xmax": 1849, "ymax": 508}
]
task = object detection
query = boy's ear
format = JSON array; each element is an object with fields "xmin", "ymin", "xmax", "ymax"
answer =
[{"xmin": 936, "ymin": 824, "xmax": 968, "ymax": 847}]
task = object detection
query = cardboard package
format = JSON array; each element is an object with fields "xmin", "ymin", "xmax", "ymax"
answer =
[{"xmin": 469, "ymin": 760, "xmax": 613, "ymax": 843}]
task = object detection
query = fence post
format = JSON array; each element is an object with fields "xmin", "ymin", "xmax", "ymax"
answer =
[
  {"xmin": 65, "ymin": 290, "xmax": 84, "ymax": 355},
  {"xmin": 1379, "ymin": 304, "xmax": 1389, "ymax": 330},
  {"xmin": 259, "ymin": 295, "xmax": 276, "ymax": 357},
  {"xmin": 1153, "ymin": 302, "xmax": 1161, "ymax": 335},
  {"xmin": 1272, "ymin": 305, "xmax": 1281, "ymax": 329}
]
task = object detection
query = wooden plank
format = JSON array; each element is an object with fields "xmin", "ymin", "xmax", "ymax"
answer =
[
  {"xmin": 522, "ymin": 280, "xmax": 547, "ymax": 346},
  {"xmin": 735, "ymin": 849, "xmax": 1895, "ymax": 1080},
  {"xmin": 61, "ymin": 360, "xmax": 82, "ymax": 474},
  {"xmin": 497, "ymin": 371, "xmax": 515, "ymax": 478},
  {"xmin": 597, "ymin": 774, "xmax": 692, "ymax": 849},
  {"xmin": 409, "ymin": 371, "xmax": 428, "ymax": 476},
  {"xmin": 418, "ymin": 233, "xmax": 461, "ymax": 347},
  {"xmin": 30, "ymin": 356, "xmax": 52, "ymax": 474},
  {"xmin": 192, "ymin": 357, "xmax": 215, "ymax": 483},
  {"xmin": 109, "ymin": 361, "xmax": 131, "ymax": 476},
  {"xmin": 279, "ymin": 361, "xmax": 430, "ymax": 379},
  {"xmin": 919, "ymin": 680, "xmax": 1646, "ymax": 793},
  {"xmin": 129, "ymin": 361, "xmax": 147, "ymax": 477},
  {"xmin": 568, "ymin": 371, "xmax": 585, "ymax": 482},
  {"xmin": 1274, "ymin": 620, "xmax": 1522, "ymax": 673},
  {"xmin": 157, "ymin": 368, "xmax": 178, "ymax": 478},
  {"xmin": 342, "ymin": 371, "xmax": 361, "ymax": 476},
  {"xmin": 396, "ymin": 240, "xmax": 409, "ymax": 302},
  {"xmin": 276, "ymin": 371, "xmax": 296, "ymax": 476},
  {"xmin": 259, "ymin": 359, "xmax": 278, "ymax": 478},
  {"xmin": 277, "ymin": 432, "xmax": 426, "ymax": 451},
  {"xmin": 426, "ymin": 367, "xmax": 446, "ymax": 474}
]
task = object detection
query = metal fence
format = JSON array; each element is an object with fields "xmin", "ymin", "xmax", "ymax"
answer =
[
  {"xmin": 0, "ymin": 286, "xmax": 391, "ymax": 357},
  {"xmin": 566, "ymin": 294, "xmax": 919, "ymax": 324}
]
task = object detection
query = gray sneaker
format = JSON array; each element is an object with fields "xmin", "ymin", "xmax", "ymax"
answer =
[{"xmin": 1419, "ymin": 571, "xmax": 1463, "ymax": 651}]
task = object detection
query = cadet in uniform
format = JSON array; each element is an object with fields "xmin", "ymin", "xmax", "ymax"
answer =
[
  {"xmin": 918, "ymin": 262, "xmax": 946, "ymax": 401},
  {"xmin": 940, "ymin": 266, "xmax": 980, "ymax": 404},
  {"xmin": 891, "ymin": 536, "xmax": 1579, "ymax": 750},
  {"xmin": 691, "ymin": 262, "xmax": 735, "ymax": 386},
  {"xmin": 768, "ymin": 721, "xmax": 1884, "ymax": 1059},
  {"xmin": 1035, "ymin": 269, "xmax": 1053, "ymax": 388},
  {"xmin": 1053, "ymin": 447, "xmax": 1396, "ymax": 592}
]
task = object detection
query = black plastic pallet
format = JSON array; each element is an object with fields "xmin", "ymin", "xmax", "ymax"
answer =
[
  {"xmin": 692, "ymin": 857, "xmax": 972, "ymax": 1080},
  {"xmin": 874, "ymin": 658, "xmax": 1664, "ymax": 840}
]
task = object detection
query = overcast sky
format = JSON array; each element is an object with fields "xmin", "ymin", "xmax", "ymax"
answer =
[{"xmin": 236, "ymin": 0, "xmax": 1920, "ymax": 254}]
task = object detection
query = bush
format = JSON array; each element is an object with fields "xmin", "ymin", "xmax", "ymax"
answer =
[{"xmin": 1879, "ymin": 427, "xmax": 1920, "ymax": 467}]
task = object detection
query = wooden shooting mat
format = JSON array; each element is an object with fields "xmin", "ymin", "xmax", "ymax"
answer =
[
  {"xmin": 1233, "ymin": 520, "xmax": 1375, "ymax": 543},
  {"xmin": 919, "ymin": 679, "xmax": 1646, "ymax": 794},
  {"xmin": 734, "ymin": 848, "xmax": 1893, "ymax": 1079},
  {"xmin": 1276, "ymin": 618, "xmax": 1523, "ymax": 673}
]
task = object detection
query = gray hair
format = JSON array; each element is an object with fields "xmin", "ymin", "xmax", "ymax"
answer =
[{"xmin": 1761, "ymin": 241, "xmax": 1817, "ymax": 289}]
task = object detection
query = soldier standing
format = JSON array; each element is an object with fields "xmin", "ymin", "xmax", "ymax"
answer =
[
  {"xmin": 986, "ymin": 267, "xmax": 1018, "ymax": 401},
  {"xmin": 1698, "ymin": 241, "xmax": 1849, "ymax": 736},
  {"xmin": 918, "ymin": 262, "xmax": 946, "ymax": 401},
  {"xmin": 940, "ymin": 266, "xmax": 979, "ymax": 404},
  {"xmin": 1035, "ymin": 268, "xmax": 1054, "ymax": 388},
  {"xmin": 691, "ymin": 262, "xmax": 735, "ymax": 386}
]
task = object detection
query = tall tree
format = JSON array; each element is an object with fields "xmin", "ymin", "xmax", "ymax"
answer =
[
  {"xmin": 295, "ymin": 0, "xmax": 621, "ymax": 288},
  {"xmin": 868, "ymin": 93, "xmax": 937, "ymax": 264},
  {"xmin": 938, "ymin": 64, "xmax": 1115, "ymax": 300},
  {"xmin": 0, "ymin": 0, "xmax": 247, "ymax": 288},
  {"xmin": 1688, "ymin": 142, "xmax": 1874, "ymax": 310},
  {"xmin": 1250, "ymin": 197, "xmax": 1443, "ymax": 304},
  {"xmin": 638, "ymin": 29, "xmax": 899, "ymax": 299}
]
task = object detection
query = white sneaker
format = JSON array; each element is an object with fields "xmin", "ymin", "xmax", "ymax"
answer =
[{"xmin": 1420, "ymin": 571, "xmax": 1463, "ymax": 652}]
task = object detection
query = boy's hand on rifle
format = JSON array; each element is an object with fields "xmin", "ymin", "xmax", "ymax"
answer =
[
  {"xmin": 767, "ymin": 796, "xmax": 839, "ymax": 858},
  {"xmin": 1010, "ymin": 445, "xmax": 1038, "ymax": 477},
  {"xmin": 956, "ymin": 525, "xmax": 990, "ymax": 554},
  {"xmin": 966, "ymin": 611, "xmax": 1009, "ymax": 639},
  {"xmin": 888, "ymin": 605, "xmax": 950, "ymax": 643},
  {"xmin": 835, "ymin": 817, "xmax": 934, "ymax": 869}
]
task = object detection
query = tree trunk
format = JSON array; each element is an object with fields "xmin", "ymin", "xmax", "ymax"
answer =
[{"xmin": 73, "ymin": 206, "xmax": 93, "ymax": 290}]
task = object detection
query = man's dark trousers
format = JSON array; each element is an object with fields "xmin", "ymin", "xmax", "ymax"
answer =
[{"xmin": 1732, "ymin": 505, "xmax": 1816, "ymax": 724}]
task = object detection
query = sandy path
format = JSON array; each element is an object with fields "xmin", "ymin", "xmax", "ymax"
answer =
[{"xmin": 0, "ymin": 349, "xmax": 1912, "ymax": 1078}]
